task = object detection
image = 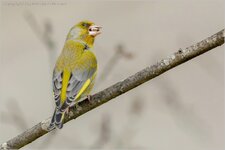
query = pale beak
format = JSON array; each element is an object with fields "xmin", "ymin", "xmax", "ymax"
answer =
[{"xmin": 88, "ymin": 25, "xmax": 102, "ymax": 37}]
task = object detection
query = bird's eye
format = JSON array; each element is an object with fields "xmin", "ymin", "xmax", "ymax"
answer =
[{"xmin": 82, "ymin": 23, "xmax": 88, "ymax": 28}]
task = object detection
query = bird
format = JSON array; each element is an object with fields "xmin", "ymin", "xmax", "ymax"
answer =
[{"xmin": 48, "ymin": 21, "xmax": 101, "ymax": 129}]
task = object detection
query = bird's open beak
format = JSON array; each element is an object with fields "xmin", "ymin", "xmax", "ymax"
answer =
[{"xmin": 88, "ymin": 25, "xmax": 102, "ymax": 37}]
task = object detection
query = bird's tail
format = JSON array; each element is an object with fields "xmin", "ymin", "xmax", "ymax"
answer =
[{"xmin": 48, "ymin": 108, "xmax": 65, "ymax": 130}]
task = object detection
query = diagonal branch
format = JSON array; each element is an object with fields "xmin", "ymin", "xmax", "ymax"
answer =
[{"xmin": 1, "ymin": 29, "xmax": 224, "ymax": 149}]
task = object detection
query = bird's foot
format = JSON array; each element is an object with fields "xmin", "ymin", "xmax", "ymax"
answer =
[
  {"xmin": 65, "ymin": 107, "xmax": 70, "ymax": 115},
  {"xmin": 87, "ymin": 95, "xmax": 94, "ymax": 104},
  {"xmin": 75, "ymin": 103, "xmax": 82, "ymax": 111}
]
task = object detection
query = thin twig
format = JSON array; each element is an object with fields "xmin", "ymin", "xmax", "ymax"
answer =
[
  {"xmin": 1, "ymin": 99, "xmax": 28, "ymax": 131},
  {"xmin": 98, "ymin": 44, "xmax": 133, "ymax": 85},
  {"xmin": 91, "ymin": 114, "xmax": 111, "ymax": 148},
  {"xmin": 24, "ymin": 12, "xmax": 57, "ymax": 69}
]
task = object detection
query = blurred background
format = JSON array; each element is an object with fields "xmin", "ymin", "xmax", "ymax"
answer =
[{"xmin": 0, "ymin": 0, "xmax": 224, "ymax": 150}]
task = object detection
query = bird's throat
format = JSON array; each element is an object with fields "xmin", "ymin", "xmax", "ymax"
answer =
[{"xmin": 81, "ymin": 34, "xmax": 95, "ymax": 47}]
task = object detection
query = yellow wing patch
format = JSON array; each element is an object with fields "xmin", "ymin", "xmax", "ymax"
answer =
[
  {"xmin": 75, "ymin": 79, "xmax": 91, "ymax": 100},
  {"xmin": 60, "ymin": 69, "xmax": 71, "ymax": 103}
]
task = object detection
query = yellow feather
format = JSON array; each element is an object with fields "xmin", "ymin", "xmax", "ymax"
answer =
[
  {"xmin": 60, "ymin": 69, "xmax": 71, "ymax": 103},
  {"xmin": 75, "ymin": 79, "xmax": 91, "ymax": 100}
]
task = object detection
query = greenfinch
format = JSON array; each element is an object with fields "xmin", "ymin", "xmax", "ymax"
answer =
[{"xmin": 49, "ymin": 21, "xmax": 101, "ymax": 129}]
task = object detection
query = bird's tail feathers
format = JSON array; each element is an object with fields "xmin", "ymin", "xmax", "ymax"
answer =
[
  {"xmin": 48, "ymin": 108, "xmax": 65, "ymax": 130},
  {"xmin": 55, "ymin": 109, "xmax": 65, "ymax": 129}
]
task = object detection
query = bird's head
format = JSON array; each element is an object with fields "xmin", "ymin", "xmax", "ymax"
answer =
[{"xmin": 67, "ymin": 20, "xmax": 102, "ymax": 46}]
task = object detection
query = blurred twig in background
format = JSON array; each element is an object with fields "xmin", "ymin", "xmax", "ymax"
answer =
[
  {"xmin": 130, "ymin": 96, "xmax": 144, "ymax": 116},
  {"xmin": 157, "ymin": 79, "xmax": 210, "ymax": 141},
  {"xmin": 196, "ymin": 55, "xmax": 222, "ymax": 84},
  {"xmin": 1, "ymin": 98, "xmax": 28, "ymax": 131},
  {"xmin": 98, "ymin": 44, "xmax": 133, "ymax": 84},
  {"xmin": 91, "ymin": 44, "xmax": 134, "ymax": 149},
  {"xmin": 91, "ymin": 97, "xmax": 145, "ymax": 149},
  {"xmin": 114, "ymin": 96, "xmax": 145, "ymax": 148},
  {"xmin": 152, "ymin": 50, "xmax": 211, "ymax": 139},
  {"xmin": 24, "ymin": 12, "xmax": 55, "ymax": 51},
  {"xmin": 91, "ymin": 114, "xmax": 111, "ymax": 148},
  {"xmin": 24, "ymin": 12, "xmax": 57, "ymax": 69}
]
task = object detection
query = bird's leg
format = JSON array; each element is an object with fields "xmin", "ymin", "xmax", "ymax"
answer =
[
  {"xmin": 65, "ymin": 107, "xmax": 70, "ymax": 115},
  {"xmin": 87, "ymin": 95, "xmax": 93, "ymax": 104}
]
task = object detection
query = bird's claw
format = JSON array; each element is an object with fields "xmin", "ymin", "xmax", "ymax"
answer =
[
  {"xmin": 75, "ymin": 103, "xmax": 82, "ymax": 111},
  {"xmin": 87, "ymin": 95, "xmax": 94, "ymax": 104},
  {"xmin": 65, "ymin": 108, "xmax": 69, "ymax": 115}
]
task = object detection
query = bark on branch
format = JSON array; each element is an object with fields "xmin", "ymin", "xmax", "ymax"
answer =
[{"xmin": 1, "ymin": 29, "xmax": 224, "ymax": 149}]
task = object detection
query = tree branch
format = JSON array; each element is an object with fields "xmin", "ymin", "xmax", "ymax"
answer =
[{"xmin": 1, "ymin": 29, "xmax": 224, "ymax": 149}]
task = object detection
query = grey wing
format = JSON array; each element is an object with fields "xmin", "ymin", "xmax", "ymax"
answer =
[
  {"xmin": 53, "ymin": 70, "xmax": 63, "ymax": 109},
  {"xmin": 60, "ymin": 68, "xmax": 96, "ymax": 111}
]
